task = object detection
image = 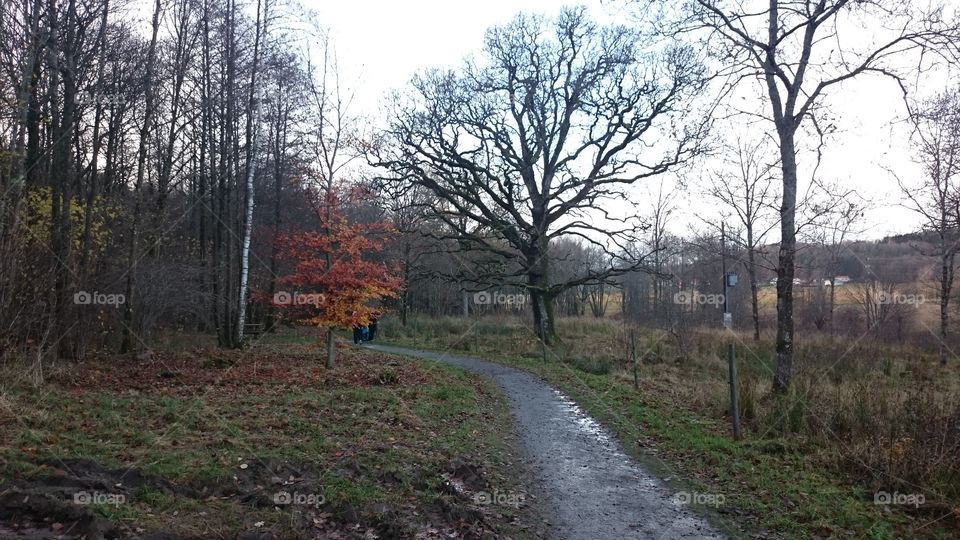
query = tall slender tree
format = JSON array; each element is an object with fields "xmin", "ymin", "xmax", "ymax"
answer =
[
  {"xmin": 897, "ymin": 88, "xmax": 960, "ymax": 365},
  {"xmin": 680, "ymin": 0, "xmax": 960, "ymax": 390},
  {"xmin": 120, "ymin": 0, "xmax": 162, "ymax": 353}
]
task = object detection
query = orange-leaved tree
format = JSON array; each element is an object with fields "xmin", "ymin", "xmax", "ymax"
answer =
[{"xmin": 271, "ymin": 185, "xmax": 402, "ymax": 367}]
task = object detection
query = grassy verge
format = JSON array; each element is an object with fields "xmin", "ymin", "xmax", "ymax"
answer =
[
  {"xmin": 0, "ymin": 333, "xmax": 542, "ymax": 538},
  {"xmin": 380, "ymin": 315, "xmax": 960, "ymax": 539}
]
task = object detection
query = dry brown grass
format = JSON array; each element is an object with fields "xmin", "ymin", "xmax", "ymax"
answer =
[{"xmin": 386, "ymin": 314, "xmax": 960, "ymax": 516}]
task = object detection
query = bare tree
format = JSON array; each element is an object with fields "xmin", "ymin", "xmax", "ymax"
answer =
[
  {"xmin": 382, "ymin": 184, "xmax": 441, "ymax": 326},
  {"xmin": 681, "ymin": 0, "xmax": 960, "ymax": 390},
  {"xmin": 705, "ymin": 136, "xmax": 779, "ymax": 340},
  {"xmin": 584, "ymin": 245, "xmax": 613, "ymax": 317},
  {"xmin": 809, "ymin": 188, "xmax": 866, "ymax": 335},
  {"xmin": 647, "ymin": 181, "xmax": 678, "ymax": 322},
  {"xmin": 897, "ymin": 87, "xmax": 960, "ymax": 364},
  {"xmin": 376, "ymin": 8, "xmax": 707, "ymax": 341},
  {"xmin": 264, "ymin": 51, "xmax": 306, "ymax": 332},
  {"xmin": 236, "ymin": 0, "xmax": 266, "ymax": 345},
  {"xmin": 120, "ymin": 0, "xmax": 162, "ymax": 353},
  {"xmin": 854, "ymin": 278, "xmax": 902, "ymax": 339}
]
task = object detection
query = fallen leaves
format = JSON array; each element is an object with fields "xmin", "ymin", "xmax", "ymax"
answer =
[{"xmin": 58, "ymin": 344, "xmax": 436, "ymax": 395}]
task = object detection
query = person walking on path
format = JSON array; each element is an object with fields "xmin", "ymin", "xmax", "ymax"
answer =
[
  {"xmin": 368, "ymin": 315, "xmax": 378, "ymax": 342},
  {"xmin": 352, "ymin": 324, "xmax": 363, "ymax": 345}
]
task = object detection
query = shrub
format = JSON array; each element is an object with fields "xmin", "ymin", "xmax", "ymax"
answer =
[{"xmin": 567, "ymin": 354, "xmax": 611, "ymax": 375}]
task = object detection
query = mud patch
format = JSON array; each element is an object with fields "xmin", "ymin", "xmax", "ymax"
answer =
[
  {"xmin": 0, "ymin": 490, "xmax": 119, "ymax": 540},
  {"xmin": 0, "ymin": 458, "xmax": 184, "ymax": 539},
  {"xmin": 205, "ymin": 457, "xmax": 326, "ymax": 509},
  {"xmin": 445, "ymin": 457, "xmax": 489, "ymax": 493},
  {"xmin": 0, "ymin": 455, "xmax": 516, "ymax": 539}
]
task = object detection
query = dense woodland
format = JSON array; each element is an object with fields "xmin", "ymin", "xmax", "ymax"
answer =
[{"xmin": 0, "ymin": 0, "xmax": 397, "ymax": 365}]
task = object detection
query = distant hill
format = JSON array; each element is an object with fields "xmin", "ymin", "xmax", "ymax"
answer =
[{"xmin": 753, "ymin": 229, "xmax": 940, "ymax": 284}]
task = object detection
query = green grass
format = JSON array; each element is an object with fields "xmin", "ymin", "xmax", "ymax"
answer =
[{"xmin": 380, "ymin": 315, "xmax": 960, "ymax": 539}]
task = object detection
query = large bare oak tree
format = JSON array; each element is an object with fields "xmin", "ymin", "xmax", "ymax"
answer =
[{"xmin": 376, "ymin": 7, "xmax": 707, "ymax": 341}]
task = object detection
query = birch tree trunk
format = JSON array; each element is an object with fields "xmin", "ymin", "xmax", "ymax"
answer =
[{"xmin": 236, "ymin": 0, "xmax": 264, "ymax": 345}]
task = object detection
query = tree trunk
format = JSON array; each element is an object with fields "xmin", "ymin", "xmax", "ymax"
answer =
[
  {"xmin": 939, "ymin": 248, "xmax": 954, "ymax": 365},
  {"xmin": 154, "ymin": 6, "xmax": 190, "ymax": 230},
  {"xmin": 530, "ymin": 290, "xmax": 556, "ymax": 343},
  {"xmin": 266, "ymin": 82, "xmax": 285, "ymax": 332},
  {"xmin": 747, "ymin": 246, "xmax": 760, "ymax": 341},
  {"xmin": 50, "ymin": 0, "xmax": 80, "ymax": 359},
  {"xmin": 326, "ymin": 327, "xmax": 335, "ymax": 368},
  {"xmin": 1, "ymin": 0, "xmax": 43, "ymax": 246},
  {"xmin": 196, "ymin": 0, "xmax": 211, "ymax": 332},
  {"xmin": 236, "ymin": 0, "xmax": 263, "ymax": 346},
  {"xmin": 120, "ymin": 0, "xmax": 161, "ymax": 353},
  {"xmin": 400, "ymin": 244, "xmax": 411, "ymax": 326},
  {"xmin": 79, "ymin": 0, "xmax": 110, "ymax": 274},
  {"xmin": 527, "ymin": 241, "xmax": 556, "ymax": 342},
  {"xmin": 828, "ymin": 276, "xmax": 836, "ymax": 336},
  {"xmin": 218, "ymin": 0, "xmax": 238, "ymax": 347},
  {"xmin": 773, "ymin": 128, "xmax": 798, "ymax": 391},
  {"xmin": 23, "ymin": 0, "xmax": 44, "ymax": 188}
]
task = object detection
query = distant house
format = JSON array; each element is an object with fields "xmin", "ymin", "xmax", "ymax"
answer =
[
  {"xmin": 823, "ymin": 275, "xmax": 852, "ymax": 287},
  {"xmin": 765, "ymin": 277, "xmax": 825, "ymax": 287},
  {"xmin": 766, "ymin": 278, "xmax": 808, "ymax": 286}
]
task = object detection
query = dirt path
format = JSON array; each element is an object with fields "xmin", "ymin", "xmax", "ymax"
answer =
[{"xmin": 363, "ymin": 343, "xmax": 726, "ymax": 540}]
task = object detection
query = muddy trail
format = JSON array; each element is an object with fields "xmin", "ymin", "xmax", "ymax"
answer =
[{"xmin": 363, "ymin": 343, "xmax": 726, "ymax": 540}]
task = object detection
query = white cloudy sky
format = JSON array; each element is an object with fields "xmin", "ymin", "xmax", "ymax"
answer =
[{"xmin": 301, "ymin": 0, "xmax": 936, "ymax": 240}]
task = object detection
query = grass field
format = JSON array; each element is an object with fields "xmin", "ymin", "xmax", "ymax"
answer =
[
  {"xmin": 380, "ymin": 315, "xmax": 960, "ymax": 539},
  {"xmin": 0, "ymin": 331, "xmax": 544, "ymax": 538}
]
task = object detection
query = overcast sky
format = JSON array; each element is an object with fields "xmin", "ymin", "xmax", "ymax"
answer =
[{"xmin": 305, "ymin": 0, "xmax": 935, "ymax": 241}]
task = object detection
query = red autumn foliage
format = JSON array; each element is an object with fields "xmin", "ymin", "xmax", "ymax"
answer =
[{"xmin": 269, "ymin": 185, "xmax": 402, "ymax": 329}]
